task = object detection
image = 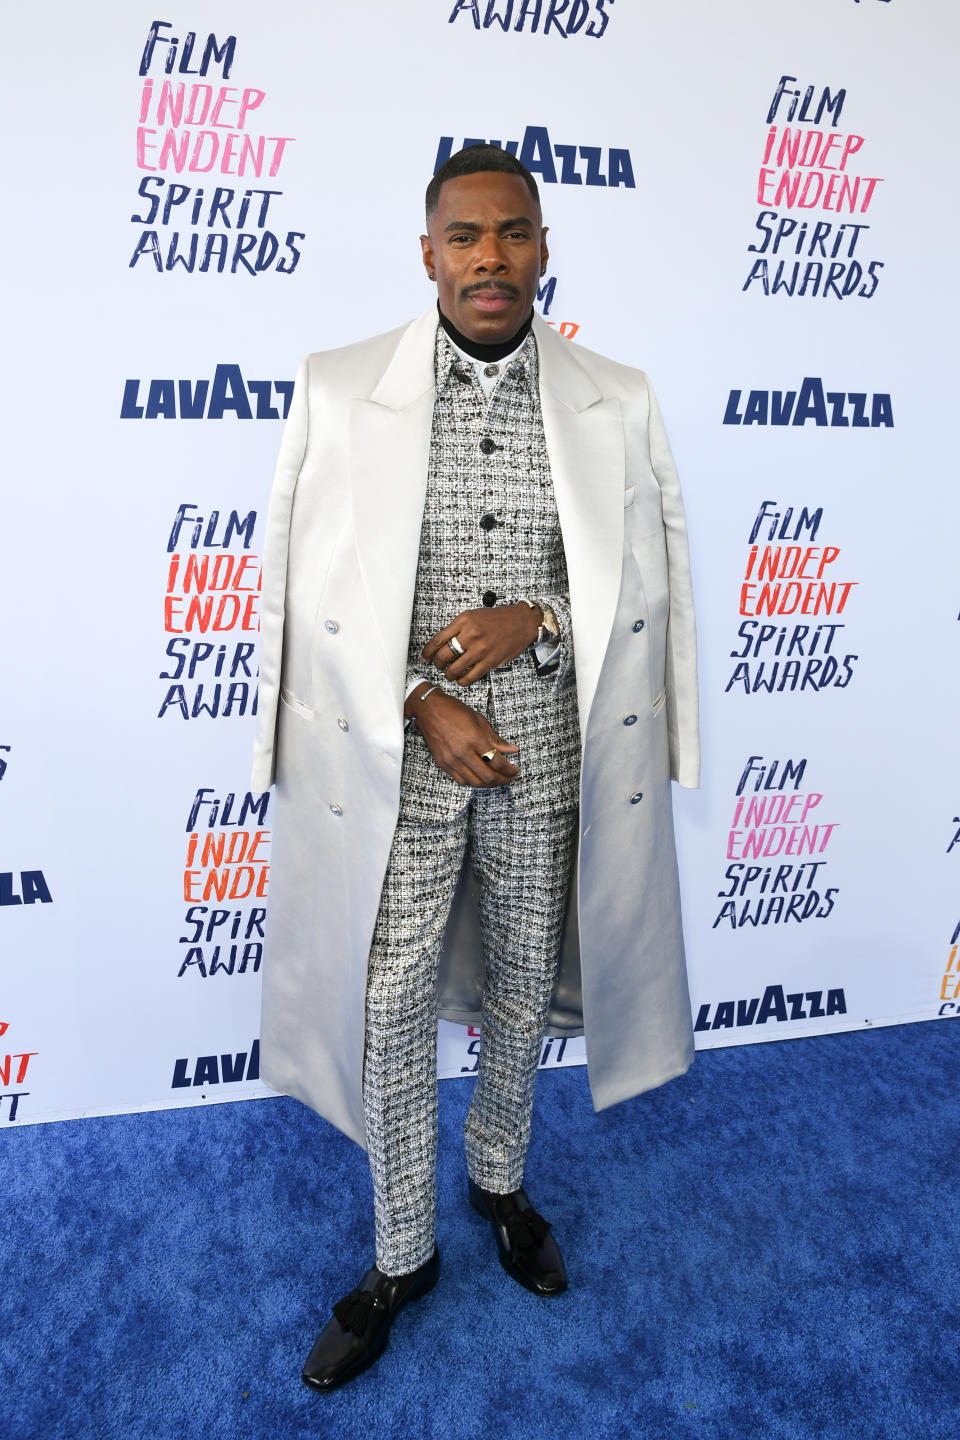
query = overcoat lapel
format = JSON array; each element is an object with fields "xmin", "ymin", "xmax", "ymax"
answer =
[
  {"xmin": 350, "ymin": 310, "xmax": 440, "ymax": 707},
  {"xmin": 349, "ymin": 308, "xmax": 625, "ymax": 732},
  {"xmin": 534, "ymin": 317, "xmax": 625, "ymax": 738}
]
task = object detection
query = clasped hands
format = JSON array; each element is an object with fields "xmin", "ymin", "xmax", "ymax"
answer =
[
  {"xmin": 423, "ymin": 602, "xmax": 542, "ymax": 687},
  {"xmin": 405, "ymin": 603, "xmax": 543, "ymax": 788}
]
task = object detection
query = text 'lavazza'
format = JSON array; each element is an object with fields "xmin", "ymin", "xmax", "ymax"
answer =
[{"xmin": 434, "ymin": 127, "xmax": 634, "ymax": 187}]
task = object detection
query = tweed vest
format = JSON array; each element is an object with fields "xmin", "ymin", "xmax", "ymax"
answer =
[{"xmin": 400, "ymin": 328, "xmax": 580, "ymax": 821}]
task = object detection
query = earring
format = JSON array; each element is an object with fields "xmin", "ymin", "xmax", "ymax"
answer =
[{"xmin": 429, "ymin": 272, "xmax": 436, "ymax": 281}]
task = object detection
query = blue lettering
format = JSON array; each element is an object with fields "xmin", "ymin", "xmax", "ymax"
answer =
[
  {"xmin": 608, "ymin": 147, "xmax": 635, "ymax": 188},
  {"xmin": 207, "ymin": 364, "xmax": 253, "ymax": 420},
  {"xmin": 448, "ymin": 0, "xmax": 481, "ymax": 23},
  {"xmin": 121, "ymin": 379, "xmax": 144, "ymax": 419},
  {"xmin": 519, "ymin": 126, "xmax": 558, "ymax": 184},
  {"xmin": 756, "ymin": 984, "xmax": 788, "ymax": 1024},
  {"xmin": 579, "ymin": 145, "xmax": 606, "ymax": 187},
  {"xmin": 792, "ymin": 377, "xmax": 828, "ymax": 427}
]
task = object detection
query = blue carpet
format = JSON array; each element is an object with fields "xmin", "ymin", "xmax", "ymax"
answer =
[{"xmin": 3, "ymin": 1020, "xmax": 957, "ymax": 1440}]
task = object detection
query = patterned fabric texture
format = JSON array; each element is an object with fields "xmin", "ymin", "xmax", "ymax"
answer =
[
  {"xmin": 363, "ymin": 790, "xmax": 577, "ymax": 1276},
  {"xmin": 363, "ymin": 330, "xmax": 582, "ymax": 1275},
  {"xmin": 401, "ymin": 330, "xmax": 580, "ymax": 823}
]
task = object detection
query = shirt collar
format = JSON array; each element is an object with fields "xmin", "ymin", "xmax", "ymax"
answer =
[{"xmin": 435, "ymin": 326, "xmax": 538, "ymax": 396}]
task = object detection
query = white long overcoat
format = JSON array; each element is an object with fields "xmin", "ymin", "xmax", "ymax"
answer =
[{"xmin": 252, "ymin": 308, "xmax": 700, "ymax": 1148}]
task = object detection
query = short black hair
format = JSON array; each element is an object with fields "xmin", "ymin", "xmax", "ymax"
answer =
[{"xmin": 425, "ymin": 144, "xmax": 540, "ymax": 222}]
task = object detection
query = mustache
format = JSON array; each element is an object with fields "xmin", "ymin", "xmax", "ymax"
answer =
[{"xmin": 460, "ymin": 280, "xmax": 521, "ymax": 299}]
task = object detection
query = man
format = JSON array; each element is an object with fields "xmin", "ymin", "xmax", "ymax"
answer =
[{"xmin": 253, "ymin": 144, "xmax": 699, "ymax": 1391}]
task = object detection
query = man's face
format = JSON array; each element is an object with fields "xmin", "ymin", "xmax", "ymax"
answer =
[{"xmin": 420, "ymin": 171, "xmax": 549, "ymax": 344}]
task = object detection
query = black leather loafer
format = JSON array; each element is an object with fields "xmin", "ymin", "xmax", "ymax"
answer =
[
  {"xmin": 468, "ymin": 1178, "xmax": 567, "ymax": 1296},
  {"xmin": 301, "ymin": 1246, "xmax": 440, "ymax": 1393}
]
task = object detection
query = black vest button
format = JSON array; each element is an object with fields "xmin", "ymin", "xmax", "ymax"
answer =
[
  {"xmin": 480, "ymin": 514, "xmax": 498, "ymax": 531},
  {"xmin": 479, "ymin": 437, "xmax": 497, "ymax": 455},
  {"xmin": 482, "ymin": 591, "xmax": 498, "ymax": 607}
]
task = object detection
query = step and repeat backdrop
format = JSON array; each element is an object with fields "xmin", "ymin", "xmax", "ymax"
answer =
[{"xmin": 2, "ymin": 0, "xmax": 957, "ymax": 1125}]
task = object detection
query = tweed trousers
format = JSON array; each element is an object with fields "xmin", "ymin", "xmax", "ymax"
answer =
[
  {"xmin": 362, "ymin": 329, "xmax": 580, "ymax": 1276},
  {"xmin": 363, "ymin": 784, "xmax": 577, "ymax": 1275}
]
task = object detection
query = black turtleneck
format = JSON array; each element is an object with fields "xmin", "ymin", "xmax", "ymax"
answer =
[{"xmin": 437, "ymin": 302, "xmax": 534, "ymax": 362}]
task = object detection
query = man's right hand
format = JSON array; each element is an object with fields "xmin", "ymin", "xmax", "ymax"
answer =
[{"xmin": 405, "ymin": 686, "xmax": 520, "ymax": 788}]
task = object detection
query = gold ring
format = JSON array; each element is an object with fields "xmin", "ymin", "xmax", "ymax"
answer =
[
  {"xmin": 449, "ymin": 636, "xmax": 464, "ymax": 656},
  {"xmin": 480, "ymin": 749, "xmax": 496, "ymax": 763}
]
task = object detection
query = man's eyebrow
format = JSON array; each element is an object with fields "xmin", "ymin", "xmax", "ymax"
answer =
[{"xmin": 443, "ymin": 217, "xmax": 534, "ymax": 234}]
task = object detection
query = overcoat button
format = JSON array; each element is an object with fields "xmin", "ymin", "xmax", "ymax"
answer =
[
  {"xmin": 337, "ymin": 718, "xmax": 349, "ymax": 732},
  {"xmin": 329, "ymin": 803, "xmax": 343, "ymax": 817},
  {"xmin": 632, "ymin": 619, "xmax": 645, "ymax": 632},
  {"xmin": 623, "ymin": 714, "xmax": 638, "ymax": 726},
  {"xmin": 629, "ymin": 791, "xmax": 643, "ymax": 804},
  {"xmin": 484, "ymin": 364, "xmax": 500, "ymax": 378},
  {"xmin": 480, "ymin": 514, "xmax": 498, "ymax": 531},
  {"xmin": 324, "ymin": 619, "xmax": 339, "ymax": 634},
  {"xmin": 482, "ymin": 591, "xmax": 498, "ymax": 607},
  {"xmin": 479, "ymin": 437, "xmax": 497, "ymax": 454}
]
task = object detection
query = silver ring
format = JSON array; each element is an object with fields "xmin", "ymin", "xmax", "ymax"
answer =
[
  {"xmin": 449, "ymin": 636, "xmax": 464, "ymax": 656},
  {"xmin": 480, "ymin": 749, "xmax": 496, "ymax": 763}
]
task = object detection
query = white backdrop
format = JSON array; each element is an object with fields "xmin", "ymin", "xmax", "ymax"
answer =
[{"xmin": 2, "ymin": 0, "xmax": 957, "ymax": 1125}]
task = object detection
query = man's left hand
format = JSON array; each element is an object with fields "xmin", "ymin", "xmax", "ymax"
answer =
[{"xmin": 422, "ymin": 603, "xmax": 541, "ymax": 686}]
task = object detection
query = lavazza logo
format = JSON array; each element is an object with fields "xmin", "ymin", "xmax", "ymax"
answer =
[
  {"xmin": 0, "ymin": 746, "xmax": 53, "ymax": 909},
  {"xmin": 723, "ymin": 377, "xmax": 892, "ymax": 428},
  {"xmin": 434, "ymin": 128, "xmax": 634, "ymax": 188},
  {"xmin": 121, "ymin": 364, "xmax": 293, "ymax": 420},
  {"xmin": 695, "ymin": 983, "xmax": 847, "ymax": 1034}
]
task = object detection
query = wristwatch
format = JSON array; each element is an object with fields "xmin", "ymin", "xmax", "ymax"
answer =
[
  {"xmin": 520, "ymin": 597, "xmax": 559, "ymax": 650},
  {"xmin": 535, "ymin": 603, "xmax": 559, "ymax": 647},
  {"xmin": 521, "ymin": 599, "xmax": 560, "ymax": 676}
]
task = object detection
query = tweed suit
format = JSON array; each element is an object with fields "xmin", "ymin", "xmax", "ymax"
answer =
[{"xmin": 363, "ymin": 328, "xmax": 580, "ymax": 1274}]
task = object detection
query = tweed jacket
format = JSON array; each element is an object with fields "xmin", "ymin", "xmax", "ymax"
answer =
[{"xmin": 399, "ymin": 327, "xmax": 579, "ymax": 823}]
